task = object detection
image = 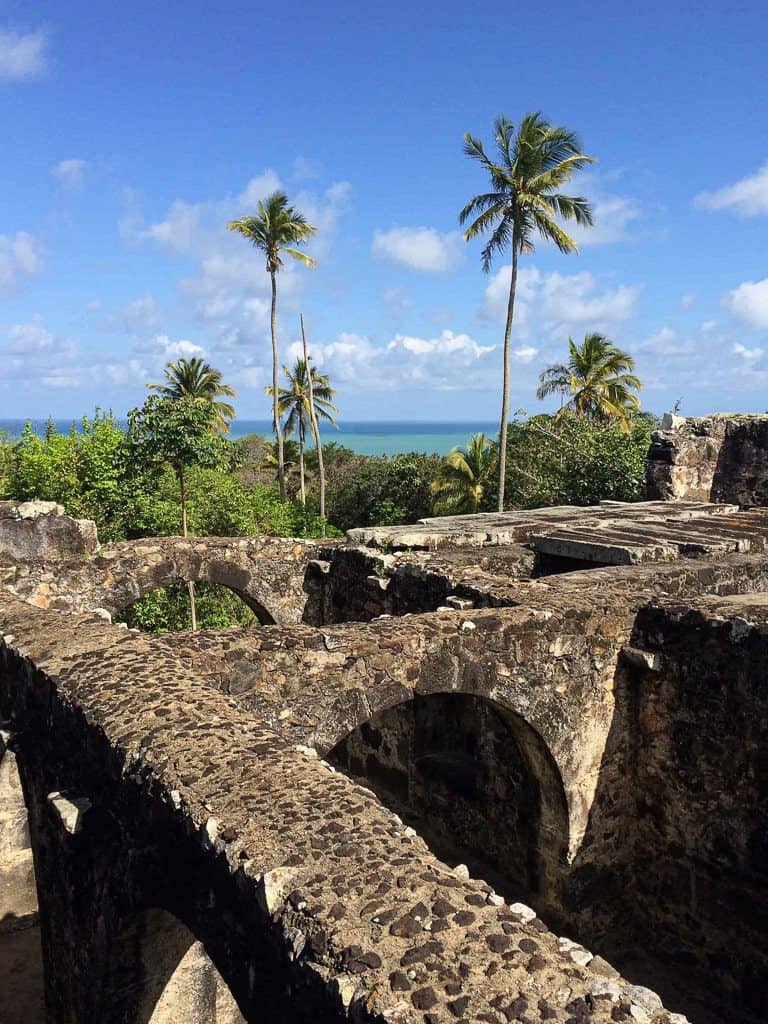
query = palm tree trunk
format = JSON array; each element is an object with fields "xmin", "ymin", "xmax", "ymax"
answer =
[
  {"xmin": 178, "ymin": 464, "xmax": 197, "ymax": 631},
  {"xmin": 298, "ymin": 421, "xmax": 306, "ymax": 506},
  {"xmin": 270, "ymin": 270, "xmax": 286, "ymax": 501},
  {"xmin": 497, "ymin": 233, "xmax": 519, "ymax": 513},
  {"xmin": 301, "ymin": 313, "xmax": 326, "ymax": 532}
]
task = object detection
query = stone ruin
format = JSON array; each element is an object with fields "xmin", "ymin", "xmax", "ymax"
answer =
[{"xmin": 0, "ymin": 415, "xmax": 767, "ymax": 1024}]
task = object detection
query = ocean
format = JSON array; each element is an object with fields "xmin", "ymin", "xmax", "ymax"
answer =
[{"xmin": 0, "ymin": 419, "xmax": 498, "ymax": 457}]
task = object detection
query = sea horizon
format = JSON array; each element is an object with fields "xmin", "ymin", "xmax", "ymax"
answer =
[{"xmin": 0, "ymin": 418, "xmax": 499, "ymax": 457}]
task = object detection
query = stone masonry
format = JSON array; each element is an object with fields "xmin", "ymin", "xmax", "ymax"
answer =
[{"xmin": 1, "ymin": 417, "xmax": 768, "ymax": 1024}]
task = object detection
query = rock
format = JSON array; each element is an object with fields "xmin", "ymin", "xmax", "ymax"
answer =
[
  {"xmin": 568, "ymin": 947, "xmax": 593, "ymax": 966},
  {"xmin": 661, "ymin": 412, "xmax": 686, "ymax": 430},
  {"xmin": 0, "ymin": 501, "xmax": 99, "ymax": 562},
  {"xmin": 624, "ymin": 985, "xmax": 663, "ymax": 1012},
  {"xmin": 589, "ymin": 955, "xmax": 620, "ymax": 979},
  {"xmin": 509, "ymin": 902, "xmax": 537, "ymax": 923},
  {"xmin": 259, "ymin": 866, "xmax": 298, "ymax": 913},
  {"xmin": 47, "ymin": 790, "xmax": 91, "ymax": 834},
  {"xmin": 587, "ymin": 978, "xmax": 621, "ymax": 1001},
  {"xmin": 452, "ymin": 863, "xmax": 470, "ymax": 880},
  {"xmin": 411, "ymin": 986, "xmax": 438, "ymax": 1010}
]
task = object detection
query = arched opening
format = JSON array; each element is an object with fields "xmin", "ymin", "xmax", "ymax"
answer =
[
  {"xmin": 0, "ymin": 732, "xmax": 44, "ymax": 1024},
  {"xmin": 102, "ymin": 907, "xmax": 244, "ymax": 1023},
  {"xmin": 328, "ymin": 693, "xmax": 570, "ymax": 916},
  {"xmin": 114, "ymin": 582, "xmax": 271, "ymax": 632}
]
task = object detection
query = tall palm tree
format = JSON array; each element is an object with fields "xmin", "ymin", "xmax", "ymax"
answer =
[
  {"xmin": 431, "ymin": 433, "xmax": 498, "ymax": 515},
  {"xmin": 536, "ymin": 332, "xmax": 642, "ymax": 430},
  {"xmin": 148, "ymin": 357, "xmax": 236, "ymax": 433},
  {"xmin": 227, "ymin": 192, "xmax": 317, "ymax": 501},
  {"xmin": 267, "ymin": 356, "xmax": 338, "ymax": 505},
  {"xmin": 460, "ymin": 113, "xmax": 594, "ymax": 512}
]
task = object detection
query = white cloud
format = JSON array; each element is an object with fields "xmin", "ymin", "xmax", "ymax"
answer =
[
  {"xmin": 372, "ymin": 226, "xmax": 464, "ymax": 272},
  {"xmin": 681, "ymin": 293, "xmax": 696, "ymax": 309},
  {"xmin": 1, "ymin": 319, "xmax": 80, "ymax": 388},
  {"xmin": 86, "ymin": 294, "xmax": 159, "ymax": 334},
  {"xmin": 52, "ymin": 158, "xmax": 87, "ymax": 189},
  {"xmin": 0, "ymin": 231, "xmax": 43, "ymax": 291},
  {"xmin": 130, "ymin": 171, "xmax": 282, "ymax": 255},
  {"xmin": 695, "ymin": 161, "xmax": 768, "ymax": 217},
  {"xmin": 724, "ymin": 278, "xmax": 768, "ymax": 329},
  {"xmin": 124, "ymin": 173, "xmax": 349, "ymax": 365},
  {"xmin": 0, "ymin": 27, "xmax": 47, "ymax": 81},
  {"xmin": 733, "ymin": 342, "xmax": 763, "ymax": 362},
  {"xmin": 570, "ymin": 195, "xmax": 642, "ymax": 247},
  {"xmin": 291, "ymin": 329, "xmax": 497, "ymax": 392},
  {"xmin": 514, "ymin": 345, "xmax": 538, "ymax": 363},
  {"xmin": 137, "ymin": 333, "xmax": 206, "ymax": 360},
  {"xmin": 102, "ymin": 334, "xmax": 207, "ymax": 388},
  {"xmin": 636, "ymin": 326, "xmax": 694, "ymax": 356},
  {"xmin": 483, "ymin": 266, "xmax": 640, "ymax": 332},
  {"xmin": 122, "ymin": 295, "xmax": 158, "ymax": 330}
]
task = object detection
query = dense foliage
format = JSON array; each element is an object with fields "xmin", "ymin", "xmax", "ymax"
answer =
[
  {"xmin": 313, "ymin": 446, "xmax": 442, "ymax": 532},
  {"xmin": 495, "ymin": 412, "xmax": 654, "ymax": 509},
  {"xmin": 0, "ymin": 413, "xmax": 334, "ymax": 630}
]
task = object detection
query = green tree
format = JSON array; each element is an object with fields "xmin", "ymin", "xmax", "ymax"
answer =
[
  {"xmin": 228, "ymin": 192, "xmax": 317, "ymax": 501},
  {"xmin": 536, "ymin": 332, "xmax": 642, "ymax": 430},
  {"xmin": 431, "ymin": 433, "xmax": 498, "ymax": 515},
  {"xmin": 267, "ymin": 355, "xmax": 338, "ymax": 506},
  {"xmin": 324, "ymin": 452, "xmax": 441, "ymax": 532},
  {"xmin": 126, "ymin": 395, "xmax": 228, "ymax": 629},
  {"xmin": 495, "ymin": 413, "xmax": 652, "ymax": 509},
  {"xmin": 460, "ymin": 113, "xmax": 594, "ymax": 511},
  {"xmin": 148, "ymin": 357, "xmax": 237, "ymax": 432}
]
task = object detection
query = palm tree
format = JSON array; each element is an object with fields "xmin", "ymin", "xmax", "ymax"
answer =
[
  {"xmin": 431, "ymin": 433, "xmax": 498, "ymax": 515},
  {"xmin": 536, "ymin": 332, "xmax": 642, "ymax": 429},
  {"xmin": 146, "ymin": 358, "xmax": 235, "ymax": 631},
  {"xmin": 227, "ymin": 192, "xmax": 317, "ymax": 501},
  {"xmin": 267, "ymin": 355, "xmax": 338, "ymax": 505},
  {"xmin": 148, "ymin": 357, "xmax": 236, "ymax": 432},
  {"xmin": 460, "ymin": 113, "xmax": 594, "ymax": 512}
]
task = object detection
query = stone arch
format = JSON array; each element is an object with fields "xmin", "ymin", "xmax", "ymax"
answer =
[
  {"xmin": 101, "ymin": 562, "xmax": 278, "ymax": 626},
  {"xmin": 0, "ymin": 729, "xmax": 44, "ymax": 1024},
  {"xmin": 327, "ymin": 691, "xmax": 571, "ymax": 912},
  {"xmin": 102, "ymin": 907, "xmax": 245, "ymax": 1024}
]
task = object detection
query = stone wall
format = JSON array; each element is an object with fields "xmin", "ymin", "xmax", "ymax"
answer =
[
  {"xmin": 619, "ymin": 595, "xmax": 768, "ymax": 1023},
  {"xmin": 646, "ymin": 414, "xmax": 768, "ymax": 505},
  {"xmin": 0, "ymin": 591, "xmax": 685, "ymax": 1024},
  {"xmin": 330, "ymin": 694, "xmax": 570, "ymax": 914}
]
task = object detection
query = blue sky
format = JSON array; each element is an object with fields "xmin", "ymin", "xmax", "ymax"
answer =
[{"xmin": 1, "ymin": 0, "xmax": 767, "ymax": 421}]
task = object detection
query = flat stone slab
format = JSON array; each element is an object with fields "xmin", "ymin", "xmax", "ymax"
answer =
[
  {"xmin": 347, "ymin": 501, "xmax": 740, "ymax": 550},
  {"xmin": 532, "ymin": 508, "xmax": 768, "ymax": 566}
]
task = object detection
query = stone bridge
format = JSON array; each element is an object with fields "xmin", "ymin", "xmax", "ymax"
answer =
[
  {"xmin": 2, "ymin": 475, "xmax": 768, "ymax": 1024},
  {"xmin": 0, "ymin": 506, "xmax": 332, "ymax": 624}
]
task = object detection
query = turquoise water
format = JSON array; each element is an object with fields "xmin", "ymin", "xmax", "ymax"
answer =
[{"xmin": 0, "ymin": 419, "xmax": 498, "ymax": 457}]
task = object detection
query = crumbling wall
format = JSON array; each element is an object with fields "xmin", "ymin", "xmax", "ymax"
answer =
[
  {"xmin": 646, "ymin": 414, "xmax": 768, "ymax": 506},
  {"xmin": 622, "ymin": 598, "xmax": 768, "ymax": 1023}
]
